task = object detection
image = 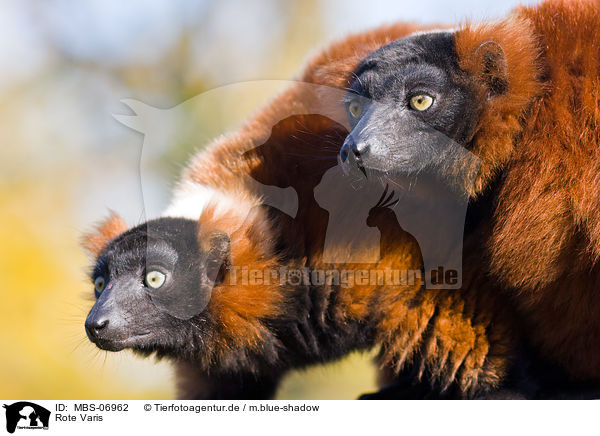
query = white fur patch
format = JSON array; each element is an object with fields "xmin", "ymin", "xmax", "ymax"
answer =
[
  {"xmin": 409, "ymin": 28, "xmax": 457, "ymax": 37},
  {"xmin": 162, "ymin": 181, "xmax": 255, "ymax": 221},
  {"xmin": 162, "ymin": 183, "xmax": 221, "ymax": 220}
]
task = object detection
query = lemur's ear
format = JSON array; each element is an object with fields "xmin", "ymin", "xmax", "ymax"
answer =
[
  {"xmin": 202, "ymin": 231, "xmax": 231, "ymax": 286},
  {"xmin": 81, "ymin": 212, "xmax": 128, "ymax": 257},
  {"xmin": 474, "ymin": 41, "xmax": 508, "ymax": 98}
]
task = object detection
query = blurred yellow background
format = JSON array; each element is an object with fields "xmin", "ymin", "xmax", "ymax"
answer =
[{"xmin": 0, "ymin": 0, "xmax": 530, "ymax": 399}]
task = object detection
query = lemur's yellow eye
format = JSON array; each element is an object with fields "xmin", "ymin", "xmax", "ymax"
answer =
[
  {"xmin": 347, "ymin": 99, "xmax": 362, "ymax": 119},
  {"xmin": 94, "ymin": 276, "xmax": 106, "ymax": 294},
  {"xmin": 409, "ymin": 94, "xmax": 434, "ymax": 111},
  {"xmin": 145, "ymin": 270, "xmax": 166, "ymax": 289}
]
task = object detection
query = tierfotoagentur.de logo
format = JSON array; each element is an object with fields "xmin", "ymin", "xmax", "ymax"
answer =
[{"xmin": 2, "ymin": 402, "xmax": 50, "ymax": 434}]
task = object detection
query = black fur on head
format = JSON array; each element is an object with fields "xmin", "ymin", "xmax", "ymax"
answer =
[
  {"xmin": 85, "ymin": 217, "xmax": 230, "ymax": 358},
  {"xmin": 339, "ymin": 31, "xmax": 491, "ymax": 181}
]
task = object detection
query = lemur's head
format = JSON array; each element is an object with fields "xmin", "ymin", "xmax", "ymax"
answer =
[
  {"xmin": 84, "ymin": 217, "xmax": 230, "ymax": 354},
  {"xmin": 339, "ymin": 23, "xmax": 541, "ymax": 195},
  {"xmin": 340, "ymin": 31, "xmax": 483, "ymax": 176}
]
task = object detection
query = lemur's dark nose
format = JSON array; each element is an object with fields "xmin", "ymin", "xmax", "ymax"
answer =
[
  {"xmin": 340, "ymin": 137, "xmax": 369, "ymax": 164},
  {"xmin": 340, "ymin": 137, "xmax": 369, "ymax": 177},
  {"xmin": 85, "ymin": 318, "xmax": 109, "ymax": 340}
]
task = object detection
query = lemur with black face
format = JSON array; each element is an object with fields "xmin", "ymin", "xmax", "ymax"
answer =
[
  {"xmin": 85, "ymin": 218, "xmax": 228, "ymax": 354},
  {"xmin": 339, "ymin": 30, "xmax": 484, "ymax": 187},
  {"xmin": 339, "ymin": 0, "xmax": 600, "ymax": 385}
]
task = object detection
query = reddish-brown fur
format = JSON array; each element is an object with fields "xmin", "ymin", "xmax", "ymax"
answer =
[
  {"xmin": 197, "ymin": 203, "xmax": 285, "ymax": 355},
  {"xmin": 81, "ymin": 212, "xmax": 128, "ymax": 257},
  {"xmin": 475, "ymin": 0, "xmax": 600, "ymax": 379},
  {"xmin": 455, "ymin": 14, "xmax": 544, "ymax": 195}
]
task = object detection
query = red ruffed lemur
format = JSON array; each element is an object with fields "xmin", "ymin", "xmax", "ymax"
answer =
[
  {"xmin": 337, "ymin": 0, "xmax": 600, "ymax": 387},
  {"xmin": 83, "ymin": 0, "xmax": 600, "ymax": 399}
]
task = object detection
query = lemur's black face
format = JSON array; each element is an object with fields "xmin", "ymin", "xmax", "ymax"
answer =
[
  {"xmin": 85, "ymin": 217, "xmax": 230, "ymax": 354},
  {"xmin": 339, "ymin": 31, "xmax": 483, "ymax": 176}
]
